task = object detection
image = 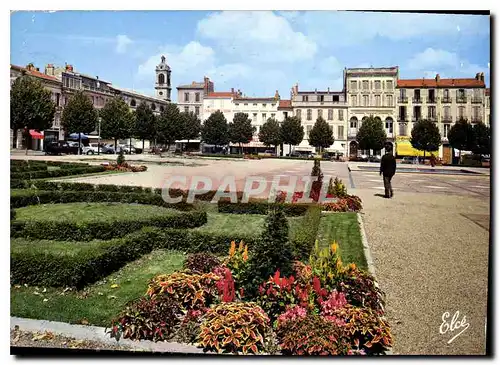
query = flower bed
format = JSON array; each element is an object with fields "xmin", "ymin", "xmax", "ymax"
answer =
[
  {"xmin": 102, "ymin": 162, "xmax": 147, "ymax": 173},
  {"xmin": 107, "ymin": 240, "xmax": 392, "ymax": 355}
]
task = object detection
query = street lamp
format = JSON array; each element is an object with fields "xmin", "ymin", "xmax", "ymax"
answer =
[{"xmin": 98, "ymin": 117, "xmax": 102, "ymax": 155}]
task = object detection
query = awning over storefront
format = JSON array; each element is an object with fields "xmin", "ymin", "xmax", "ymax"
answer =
[
  {"xmin": 229, "ymin": 141, "xmax": 266, "ymax": 148},
  {"xmin": 395, "ymin": 137, "xmax": 438, "ymax": 157},
  {"xmin": 29, "ymin": 130, "xmax": 44, "ymax": 139}
]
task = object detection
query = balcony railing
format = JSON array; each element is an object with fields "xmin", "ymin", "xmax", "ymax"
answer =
[
  {"xmin": 412, "ymin": 98, "xmax": 422, "ymax": 104},
  {"xmin": 427, "ymin": 98, "xmax": 437, "ymax": 104},
  {"xmin": 398, "ymin": 97, "xmax": 408, "ymax": 103},
  {"xmin": 456, "ymin": 96, "xmax": 467, "ymax": 104},
  {"xmin": 441, "ymin": 97, "xmax": 452, "ymax": 103},
  {"xmin": 397, "ymin": 117, "xmax": 408, "ymax": 123},
  {"xmin": 412, "ymin": 117, "xmax": 422, "ymax": 123},
  {"xmin": 348, "ymin": 128, "xmax": 358, "ymax": 137},
  {"xmin": 442, "ymin": 115, "xmax": 453, "ymax": 123},
  {"xmin": 427, "ymin": 116, "xmax": 438, "ymax": 122},
  {"xmin": 471, "ymin": 116, "xmax": 483, "ymax": 123},
  {"xmin": 398, "ymin": 127, "xmax": 408, "ymax": 136},
  {"xmin": 471, "ymin": 97, "xmax": 483, "ymax": 104}
]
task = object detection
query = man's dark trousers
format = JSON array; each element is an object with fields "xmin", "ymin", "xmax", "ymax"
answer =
[{"xmin": 383, "ymin": 175, "xmax": 393, "ymax": 198}]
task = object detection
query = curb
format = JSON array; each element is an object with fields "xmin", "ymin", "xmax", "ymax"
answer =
[
  {"xmin": 10, "ymin": 317, "xmax": 206, "ymax": 354},
  {"xmin": 356, "ymin": 213, "xmax": 394, "ymax": 356}
]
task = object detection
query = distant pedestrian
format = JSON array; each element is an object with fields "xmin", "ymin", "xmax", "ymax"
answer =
[{"xmin": 380, "ymin": 149, "xmax": 396, "ymax": 198}]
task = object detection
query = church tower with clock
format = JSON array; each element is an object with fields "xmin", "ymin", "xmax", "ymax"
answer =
[{"xmin": 155, "ymin": 55, "xmax": 171, "ymax": 102}]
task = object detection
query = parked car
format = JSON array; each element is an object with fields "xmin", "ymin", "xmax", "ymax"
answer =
[
  {"xmin": 102, "ymin": 144, "xmax": 116, "ymax": 154},
  {"xmin": 45, "ymin": 141, "xmax": 80, "ymax": 155},
  {"xmin": 369, "ymin": 155, "xmax": 382, "ymax": 162},
  {"xmin": 82, "ymin": 143, "xmax": 101, "ymax": 155}
]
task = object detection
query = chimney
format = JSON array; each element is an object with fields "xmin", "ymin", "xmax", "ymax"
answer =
[
  {"xmin": 294, "ymin": 83, "xmax": 299, "ymax": 95},
  {"xmin": 65, "ymin": 64, "xmax": 73, "ymax": 72},
  {"xmin": 481, "ymin": 72, "xmax": 485, "ymax": 81},
  {"xmin": 26, "ymin": 63, "xmax": 36, "ymax": 72},
  {"xmin": 315, "ymin": 88, "xmax": 317, "ymax": 94},
  {"xmin": 274, "ymin": 90, "xmax": 280, "ymax": 100},
  {"xmin": 231, "ymin": 88, "xmax": 234, "ymax": 94},
  {"xmin": 45, "ymin": 64, "xmax": 55, "ymax": 76},
  {"xmin": 36, "ymin": 67, "xmax": 40, "ymax": 72},
  {"xmin": 327, "ymin": 87, "xmax": 330, "ymax": 93},
  {"xmin": 435, "ymin": 74, "xmax": 440, "ymax": 82}
]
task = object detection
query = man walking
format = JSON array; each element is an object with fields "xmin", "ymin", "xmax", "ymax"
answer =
[{"xmin": 380, "ymin": 148, "xmax": 396, "ymax": 198}]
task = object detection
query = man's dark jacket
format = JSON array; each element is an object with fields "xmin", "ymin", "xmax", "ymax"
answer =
[{"xmin": 380, "ymin": 154, "xmax": 396, "ymax": 177}]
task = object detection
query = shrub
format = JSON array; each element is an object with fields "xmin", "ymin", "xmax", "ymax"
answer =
[
  {"xmin": 60, "ymin": 182, "xmax": 95, "ymax": 191},
  {"xmin": 10, "ymin": 166, "xmax": 106, "ymax": 180},
  {"xmin": 199, "ymin": 302, "xmax": 271, "ymax": 354},
  {"xmin": 217, "ymin": 200, "xmax": 309, "ymax": 216},
  {"xmin": 96, "ymin": 184, "xmax": 121, "ymax": 192},
  {"xmin": 320, "ymin": 290, "xmax": 348, "ymax": 324},
  {"xmin": 322, "ymin": 195, "xmax": 362, "ymax": 212},
  {"xmin": 108, "ymin": 296, "xmax": 183, "ymax": 342},
  {"xmin": 308, "ymin": 241, "xmax": 344, "ymax": 289},
  {"xmin": 184, "ymin": 253, "xmax": 222, "ymax": 274},
  {"xmin": 276, "ymin": 314, "xmax": 350, "ymax": 355},
  {"xmin": 214, "ymin": 266, "xmax": 236, "ymax": 302},
  {"xmin": 11, "ymin": 210, "xmax": 207, "ymax": 241},
  {"xmin": 329, "ymin": 305, "xmax": 393, "ymax": 355},
  {"xmin": 176, "ymin": 309, "xmax": 207, "ymax": 344},
  {"xmin": 117, "ymin": 150, "xmax": 125, "ymax": 165},
  {"xmin": 224, "ymin": 241, "xmax": 249, "ymax": 296},
  {"xmin": 290, "ymin": 205, "xmax": 322, "ymax": 260},
  {"xmin": 10, "ymin": 209, "xmax": 16, "ymax": 221},
  {"xmin": 10, "ymin": 229, "xmax": 158, "ymax": 288},
  {"xmin": 328, "ymin": 177, "xmax": 348, "ymax": 198},
  {"xmin": 146, "ymin": 272, "xmax": 220, "ymax": 310},
  {"xmin": 245, "ymin": 207, "xmax": 294, "ymax": 296},
  {"xmin": 276, "ymin": 305, "xmax": 307, "ymax": 328}
]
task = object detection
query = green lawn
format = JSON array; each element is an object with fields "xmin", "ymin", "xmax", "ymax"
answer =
[
  {"xmin": 316, "ymin": 213, "xmax": 367, "ymax": 270},
  {"xmin": 194, "ymin": 212, "xmax": 303, "ymax": 239},
  {"xmin": 10, "ymin": 249, "xmax": 185, "ymax": 326},
  {"xmin": 11, "ymin": 237, "xmax": 110, "ymax": 257},
  {"xmin": 15, "ymin": 202, "xmax": 179, "ymax": 223}
]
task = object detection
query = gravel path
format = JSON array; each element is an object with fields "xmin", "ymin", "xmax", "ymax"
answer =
[{"xmin": 353, "ymin": 188, "xmax": 489, "ymax": 355}]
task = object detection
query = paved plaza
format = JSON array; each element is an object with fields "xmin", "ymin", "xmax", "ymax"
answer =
[{"xmin": 11, "ymin": 154, "xmax": 490, "ymax": 355}]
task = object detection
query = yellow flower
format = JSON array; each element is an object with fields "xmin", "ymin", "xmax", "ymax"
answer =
[
  {"xmin": 350, "ymin": 263, "xmax": 356, "ymax": 270},
  {"xmin": 331, "ymin": 242, "xmax": 338, "ymax": 254},
  {"xmin": 229, "ymin": 241, "xmax": 236, "ymax": 257},
  {"xmin": 239, "ymin": 241, "xmax": 244, "ymax": 252}
]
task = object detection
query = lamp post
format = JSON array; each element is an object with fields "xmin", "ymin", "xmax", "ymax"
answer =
[{"xmin": 98, "ymin": 117, "xmax": 102, "ymax": 155}]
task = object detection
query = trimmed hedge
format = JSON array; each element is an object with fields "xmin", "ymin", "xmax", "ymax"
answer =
[
  {"xmin": 11, "ymin": 230, "xmax": 158, "ymax": 289},
  {"xmin": 11, "ymin": 210, "xmax": 207, "ymax": 241},
  {"xmin": 11, "ymin": 166, "xmax": 106, "ymax": 180},
  {"xmin": 10, "ymin": 226, "xmax": 255, "ymax": 289},
  {"xmin": 290, "ymin": 205, "xmax": 322, "ymax": 260},
  {"xmin": 10, "ymin": 190, "xmax": 194, "ymax": 210},
  {"xmin": 217, "ymin": 200, "xmax": 309, "ymax": 216}
]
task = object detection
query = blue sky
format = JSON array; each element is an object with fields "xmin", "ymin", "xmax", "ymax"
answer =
[{"xmin": 11, "ymin": 11, "xmax": 490, "ymax": 102}]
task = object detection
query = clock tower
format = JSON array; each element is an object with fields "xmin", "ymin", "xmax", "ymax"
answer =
[{"xmin": 155, "ymin": 55, "xmax": 171, "ymax": 102}]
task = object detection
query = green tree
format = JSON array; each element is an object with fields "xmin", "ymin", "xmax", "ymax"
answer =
[
  {"xmin": 470, "ymin": 122, "xmax": 491, "ymax": 156},
  {"xmin": 308, "ymin": 116, "xmax": 334, "ymax": 153},
  {"xmin": 156, "ymin": 103, "xmax": 182, "ymax": 151},
  {"xmin": 61, "ymin": 90, "xmax": 99, "ymax": 154},
  {"xmin": 180, "ymin": 111, "xmax": 202, "ymax": 152},
  {"xmin": 356, "ymin": 116, "xmax": 387, "ymax": 157},
  {"xmin": 10, "ymin": 76, "xmax": 56, "ymax": 150},
  {"xmin": 245, "ymin": 207, "xmax": 294, "ymax": 296},
  {"xmin": 229, "ymin": 112, "xmax": 255, "ymax": 154},
  {"xmin": 258, "ymin": 118, "xmax": 282, "ymax": 154},
  {"xmin": 99, "ymin": 96, "xmax": 134, "ymax": 151},
  {"xmin": 201, "ymin": 111, "xmax": 229, "ymax": 149},
  {"xmin": 280, "ymin": 116, "xmax": 304, "ymax": 156},
  {"xmin": 448, "ymin": 118, "xmax": 474, "ymax": 159},
  {"xmin": 410, "ymin": 119, "xmax": 442, "ymax": 161},
  {"xmin": 133, "ymin": 102, "xmax": 156, "ymax": 150}
]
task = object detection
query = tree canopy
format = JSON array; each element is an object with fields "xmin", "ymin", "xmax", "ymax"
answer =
[
  {"xmin": 99, "ymin": 96, "xmax": 134, "ymax": 147},
  {"xmin": 133, "ymin": 102, "xmax": 156, "ymax": 148},
  {"xmin": 280, "ymin": 116, "xmax": 304, "ymax": 154},
  {"xmin": 258, "ymin": 118, "xmax": 282, "ymax": 151},
  {"xmin": 181, "ymin": 111, "xmax": 202, "ymax": 142},
  {"xmin": 201, "ymin": 111, "xmax": 229, "ymax": 147},
  {"xmin": 229, "ymin": 112, "xmax": 254, "ymax": 153},
  {"xmin": 61, "ymin": 90, "xmax": 99, "ymax": 137},
  {"xmin": 410, "ymin": 119, "xmax": 442, "ymax": 156},
  {"xmin": 11, "ymin": 76, "xmax": 56, "ymax": 147},
  {"xmin": 448, "ymin": 118, "xmax": 474, "ymax": 152},
  {"xmin": 470, "ymin": 122, "xmax": 491, "ymax": 156},
  {"xmin": 156, "ymin": 103, "xmax": 182, "ymax": 148},
  {"xmin": 356, "ymin": 116, "xmax": 387, "ymax": 154},
  {"xmin": 308, "ymin": 116, "xmax": 334, "ymax": 152}
]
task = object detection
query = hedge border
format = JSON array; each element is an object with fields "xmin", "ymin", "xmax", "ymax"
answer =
[
  {"xmin": 290, "ymin": 205, "xmax": 323, "ymax": 260},
  {"xmin": 11, "ymin": 209, "xmax": 207, "ymax": 241},
  {"xmin": 217, "ymin": 200, "xmax": 309, "ymax": 216},
  {"xmin": 11, "ymin": 166, "xmax": 106, "ymax": 180}
]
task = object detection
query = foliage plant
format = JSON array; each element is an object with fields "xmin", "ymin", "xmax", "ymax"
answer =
[
  {"xmin": 176, "ymin": 309, "xmax": 207, "ymax": 344},
  {"xmin": 99, "ymin": 96, "xmax": 134, "ymax": 150},
  {"xmin": 276, "ymin": 313, "xmax": 350, "ymax": 355},
  {"xmin": 308, "ymin": 116, "xmax": 334, "ymax": 153},
  {"xmin": 229, "ymin": 113, "xmax": 255, "ymax": 153},
  {"xmin": 356, "ymin": 116, "xmax": 387, "ymax": 156},
  {"xmin": 146, "ymin": 272, "xmax": 220, "ymax": 310},
  {"xmin": 201, "ymin": 110, "xmax": 229, "ymax": 148},
  {"xmin": 280, "ymin": 116, "xmax": 305, "ymax": 156},
  {"xmin": 256, "ymin": 270, "xmax": 297, "ymax": 324},
  {"xmin": 223, "ymin": 241, "xmax": 249, "ymax": 299},
  {"xmin": 108, "ymin": 296, "xmax": 183, "ymax": 342},
  {"xmin": 328, "ymin": 177, "xmax": 348, "ymax": 198},
  {"xmin": 183, "ymin": 253, "xmax": 222, "ymax": 274},
  {"xmin": 198, "ymin": 302, "xmax": 271, "ymax": 354},
  {"xmin": 258, "ymin": 118, "xmax": 282, "ymax": 153},
  {"xmin": 116, "ymin": 149, "xmax": 125, "ymax": 165}
]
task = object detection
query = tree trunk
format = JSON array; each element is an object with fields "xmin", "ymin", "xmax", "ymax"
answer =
[
  {"xmin": 239, "ymin": 142, "xmax": 242, "ymax": 155},
  {"xmin": 423, "ymin": 150, "xmax": 426, "ymax": 165},
  {"xmin": 129, "ymin": 138, "xmax": 132, "ymax": 155},
  {"xmin": 289, "ymin": 143, "xmax": 292, "ymax": 157},
  {"xmin": 12, "ymin": 128, "xmax": 17, "ymax": 149},
  {"xmin": 114, "ymin": 138, "xmax": 117, "ymax": 153},
  {"xmin": 142, "ymin": 139, "xmax": 145, "ymax": 151},
  {"xmin": 78, "ymin": 134, "xmax": 82, "ymax": 155}
]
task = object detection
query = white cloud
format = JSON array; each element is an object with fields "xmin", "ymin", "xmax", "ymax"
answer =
[
  {"xmin": 197, "ymin": 11, "xmax": 317, "ymax": 63},
  {"xmin": 293, "ymin": 12, "xmax": 489, "ymax": 47},
  {"xmin": 115, "ymin": 35, "xmax": 133, "ymax": 54},
  {"xmin": 319, "ymin": 56, "xmax": 342, "ymax": 75}
]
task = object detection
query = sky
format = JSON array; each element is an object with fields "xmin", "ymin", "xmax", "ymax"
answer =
[{"xmin": 10, "ymin": 11, "xmax": 490, "ymax": 102}]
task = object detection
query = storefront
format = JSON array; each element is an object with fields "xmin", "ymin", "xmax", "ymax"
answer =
[{"xmin": 395, "ymin": 136, "xmax": 438, "ymax": 158}]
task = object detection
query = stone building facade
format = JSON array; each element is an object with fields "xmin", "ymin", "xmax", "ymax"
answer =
[{"xmin": 176, "ymin": 77, "xmax": 214, "ymax": 118}]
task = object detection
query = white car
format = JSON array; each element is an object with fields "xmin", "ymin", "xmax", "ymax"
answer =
[{"xmin": 82, "ymin": 143, "xmax": 100, "ymax": 155}]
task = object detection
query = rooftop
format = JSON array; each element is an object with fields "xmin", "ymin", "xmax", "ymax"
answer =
[
  {"xmin": 206, "ymin": 91, "xmax": 238, "ymax": 98},
  {"xmin": 177, "ymin": 81, "xmax": 205, "ymax": 89},
  {"xmin": 397, "ymin": 78, "xmax": 486, "ymax": 88},
  {"xmin": 278, "ymin": 100, "xmax": 293, "ymax": 109},
  {"xmin": 111, "ymin": 86, "xmax": 168, "ymax": 103},
  {"xmin": 11, "ymin": 64, "xmax": 61, "ymax": 83},
  {"xmin": 235, "ymin": 97, "xmax": 276, "ymax": 102}
]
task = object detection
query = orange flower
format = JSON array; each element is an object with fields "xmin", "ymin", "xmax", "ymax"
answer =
[
  {"xmin": 242, "ymin": 245, "xmax": 248, "ymax": 261},
  {"xmin": 229, "ymin": 241, "xmax": 236, "ymax": 257},
  {"xmin": 331, "ymin": 242, "xmax": 338, "ymax": 254},
  {"xmin": 349, "ymin": 263, "xmax": 356, "ymax": 270},
  {"xmin": 238, "ymin": 241, "xmax": 244, "ymax": 252}
]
